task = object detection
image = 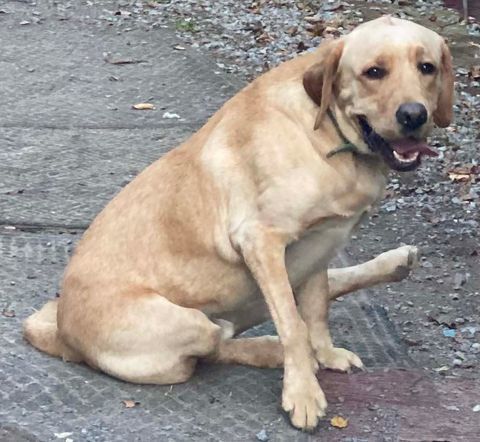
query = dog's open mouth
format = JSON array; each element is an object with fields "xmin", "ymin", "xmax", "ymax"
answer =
[{"xmin": 358, "ymin": 117, "xmax": 438, "ymax": 172}]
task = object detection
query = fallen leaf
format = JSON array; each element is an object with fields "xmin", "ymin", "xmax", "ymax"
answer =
[
  {"xmin": 448, "ymin": 165, "xmax": 478, "ymax": 183},
  {"xmin": 468, "ymin": 65, "xmax": 480, "ymax": 80},
  {"xmin": 434, "ymin": 365, "xmax": 450, "ymax": 372},
  {"xmin": 103, "ymin": 53, "xmax": 147, "ymax": 65},
  {"xmin": 330, "ymin": 415, "xmax": 348, "ymax": 428},
  {"xmin": 306, "ymin": 22, "xmax": 326, "ymax": 37},
  {"xmin": 132, "ymin": 103, "xmax": 155, "ymax": 110},
  {"xmin": 322, "ymin": 26, "xmax": 341, "ymax": 38},
  {"xmin": 2, "ymin": 308, "xmax": 15, "ymax": 318},
  {"xmin": 448, "ymin": 172, "xmax": 471, "ymax": 182},
  {"xmin": 305, "ymin": 15, "xmax": 323, "ymax": 23},
  {"xmin": 122, "ymin": 399, "xmax": 139, "ymax": 408},
  {"xmin": 286, "ymin": 26, "xmax": 298, "ymax": 36},
  {"xmin": 256, "ymin": 32, "xmax": 273, "ymax": 44},
  {"xmin": 427, "ymin": 312, "xmax": 457, "ymax": 328}
]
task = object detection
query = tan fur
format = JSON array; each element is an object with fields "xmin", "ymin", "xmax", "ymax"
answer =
[{"xmin": 24, "ymin": 17, "xmax": 453, "ymax": 431}]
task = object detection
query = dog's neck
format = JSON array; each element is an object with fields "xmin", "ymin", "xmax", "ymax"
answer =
[
  {"xmin": 326, "ymin": 104, "xmax": 390, "ymax": 176},
  {"xmin": 327, "ymin": 104, "xmax": 369, "ymax": 154},
  {"xmin": 325, "ymin": 108, "xmax": 358, "ymax": 158}
]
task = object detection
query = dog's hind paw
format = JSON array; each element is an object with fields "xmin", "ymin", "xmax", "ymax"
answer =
[
  {"xmin": 212, "ymin": 319, "xmax": 235, "ymax": 340},
  {"xmin": 315, "ymin": 346, "xmax": 364, "ymax": 373},
  {"xmin": 377, "ymin": 245, "xmax": 420, "ymax": 282}
]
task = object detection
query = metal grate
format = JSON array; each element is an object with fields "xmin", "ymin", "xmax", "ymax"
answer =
[{"xmin": 1, "ymin": 231, "xmax": 413, "ymax": 441}]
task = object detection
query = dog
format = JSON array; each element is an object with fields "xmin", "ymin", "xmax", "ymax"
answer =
[{"xmin": 24, "ymin": 16, "xmax": 453, "ymax": 431}]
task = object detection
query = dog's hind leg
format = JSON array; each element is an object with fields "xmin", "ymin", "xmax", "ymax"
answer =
[
  {"xmin": 328, "ymin": 245, "xmax": 419, "ymax": 300},
  {"xmin": 297, "ymin": 270, "xmax": 364, "ymax": 372},
  {"xmin": 55, "ymin": 290, "xmax": 224, "ymax": 385},
  {"xmin": 207, "ymin": 336, "xmax": 283, "ymax": 368}
]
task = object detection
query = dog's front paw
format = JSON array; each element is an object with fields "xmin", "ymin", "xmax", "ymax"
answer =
[
  {"xmin": 315, "ymin": 346, "xmax": 363, "ymax": 372},
  {"xmin": 282, "ymin": 374, "xmax": 327, "ymax": 431},
  {"xmin": 384, "ymin": 245, "xmax": 420, "ymax": 281}
]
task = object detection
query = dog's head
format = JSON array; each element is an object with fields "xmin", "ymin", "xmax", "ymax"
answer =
[{"xmin": 303, "ymin": 16, "xmax": 454, "ymax": 171}]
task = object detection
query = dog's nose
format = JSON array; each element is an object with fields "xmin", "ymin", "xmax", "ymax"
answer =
[{"xmin": 395, "ymin": 102, "xmax": 428, "ymax": 131}]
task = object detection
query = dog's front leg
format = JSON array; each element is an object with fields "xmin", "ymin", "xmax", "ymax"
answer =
[
  {"xmin": 328, "ymin": 245, "xmax": 419, "ymax": 301},
  {"xmin": 297, "ymin": 271, "xmax": 363, "ymax": 372},
  {"xmin": 240, "ymin": 226, "xmax": 326, "ymax": 431}
]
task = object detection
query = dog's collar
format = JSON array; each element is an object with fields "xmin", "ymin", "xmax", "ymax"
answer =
[{"xmin": 326, "ymin": 108, "xmax": 360, "ymax": 158}]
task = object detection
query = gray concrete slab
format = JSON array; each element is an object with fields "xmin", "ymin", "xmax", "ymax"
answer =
[
  {"xmin": 0, "ymin": 1, "xmax": 240, "ymax": 129},
  {"xmin": 0, "ymin": 126, "xmax": 192, "ymax": 225}
]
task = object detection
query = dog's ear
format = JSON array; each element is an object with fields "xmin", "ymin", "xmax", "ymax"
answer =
[
  {"xmin": 433, "ymin": 40, "xmax": 454, "ymax": 128},
  {"xmin": 303, "ymin": 39, "xmax": 344, "ymax": 130}
]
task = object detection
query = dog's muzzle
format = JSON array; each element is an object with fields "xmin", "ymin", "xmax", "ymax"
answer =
[{"xmin": 358, "ymin": 116, "xmax": 438, "ymax": 172}]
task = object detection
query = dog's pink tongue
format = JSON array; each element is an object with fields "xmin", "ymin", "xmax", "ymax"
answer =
[{"xmin": 391, "ymin": 138, "xmax": 438, "ymax": 157}]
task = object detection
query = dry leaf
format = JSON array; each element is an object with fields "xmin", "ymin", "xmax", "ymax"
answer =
[
  {"xmin": 468, "ymin": 65, "xmax": 480, "ymax": 80},
  {"xmin": 256, "ymin": 32, "xmax": 272, "ymax": 44},
  {"xmin": 132, "ymin": 103, "xmax": 155, "ymax": 110},
  {"xmin": 286, "ymin": 26, "xmax": 298, "ymax": 36},
  {"xmin": 305, "ymin": 15, "xmax": 323, "ymax": 23},
  {"xmin": 323, "ymin": 26, "xmax": 341, "ymax": 38},
  {"xmin": 449, "ymin": 172, "xmax": 471, "ymax": 182},
  {"xmin": 306, "ymin": 22, "xmax": 326, "ymax": 37},
  {"xmin": 108, "ymin": 59, "xmax": 146, "ymax": 65},
  {"xmin": 448, "ymin": 165, "xmax": 478, "ymax": 183},
  {"xmin": 122, "ymin": 399, "xmax": 139, "ymax": 408},
  {"xmin": 330, "ymin": 415, "xmax": 348, "ymax": 428},
  {"xmin": 434, "ymin": 365, "xmax": 450, "ymax": 372},
  {"xmin": 2, "ymin": 308, "xmax": 15, "ymax": 318},
  {"xmin": 103, "ymin": 53, "xmax": 147, "ymax": 65}
]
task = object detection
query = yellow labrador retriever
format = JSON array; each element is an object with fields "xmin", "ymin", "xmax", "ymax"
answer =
[{"xmin": 24, "ymin": 16, "xmax": 453, "ymax": 431}]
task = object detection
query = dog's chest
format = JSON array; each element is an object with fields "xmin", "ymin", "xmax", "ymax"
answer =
[
  {"xmin": 282, "ymin": 164, "xmax": 385, "ymax": 286},
  {"xmin": 285, "ymin": 211, "xmax": 366, "ymax": 288}
]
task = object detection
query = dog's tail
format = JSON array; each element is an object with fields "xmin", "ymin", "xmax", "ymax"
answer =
[{"xmin": 23, "ymin": 299, "xmax": 81, "ymax": 362}]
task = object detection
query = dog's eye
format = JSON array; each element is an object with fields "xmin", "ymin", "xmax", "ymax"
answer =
[
  {"xmin": 418, "ymin": 62, "xmax": 436, "ymax": 75},
  {"xmin": 363, "ymin": 66, "xmax": 387, "ymax": 80}
]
